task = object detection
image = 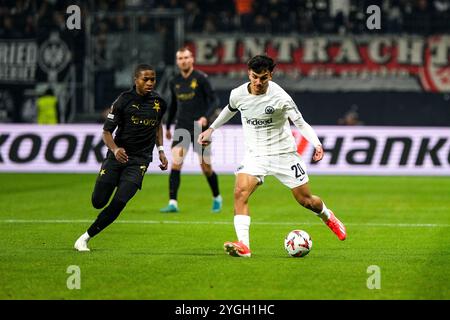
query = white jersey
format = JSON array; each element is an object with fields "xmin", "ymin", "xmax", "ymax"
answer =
[{"xmin": 229, "ymin": 81, "xmax": 316, "ymax": 156}]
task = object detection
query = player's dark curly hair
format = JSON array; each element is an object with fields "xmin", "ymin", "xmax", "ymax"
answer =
[
  {"xmin": 134, "ymin": 64, "xmax": 154, "ymax": 78},
  {"xmin": 247, "ymin": 55, "xmax": 276, "ymax": 73}
]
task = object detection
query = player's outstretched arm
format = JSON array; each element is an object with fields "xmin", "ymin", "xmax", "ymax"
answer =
[
  {"xmin": 292, "ymin": 119, "xmax": 323, "ymax": 162},
  {"xmin": 210, "ymin": 104, "xmax": 237, "ymax": 130},
  {"xmin": 286, "ymin": 105, "xmax": 323, "ymax": 162}
]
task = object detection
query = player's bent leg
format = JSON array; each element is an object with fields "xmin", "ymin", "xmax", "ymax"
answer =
[
  {"xmin": 87, "ymin": 181, "xmax": 138, "ymax": 238},
  {"xmin": 91, "ymin": 181, "xmax": 116, "ymax": 209},
  {"xmin": 83, "ymin": 181, "xmax": 138, "ymax": 247},
  {"xmin": 75, "ymin": 181, "xmax": 117, "ymax": 251},
  {"xmin": 291, "ymin": 184, "xmax": 347, "ymax": 241},
  {"xmin": 291, "ymin": 183, "xmax": 323, "ymax": 213},
  {"xmin": 234, "ymin": 173, "xmax": 260, "ymax": 214},
  {"xmin": 75, "ymin": 181, "xmax": 139, "ymax": 252}
]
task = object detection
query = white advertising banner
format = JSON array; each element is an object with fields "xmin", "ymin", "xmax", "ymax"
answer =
[{"xmin": 0, "ymin": 124, "xmax": 449, "ymax": 175}]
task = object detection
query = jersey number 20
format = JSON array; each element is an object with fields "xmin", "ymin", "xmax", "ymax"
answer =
[{"xmin": 291, "ymin": 163, "xmax": 305, "ymax": 179}]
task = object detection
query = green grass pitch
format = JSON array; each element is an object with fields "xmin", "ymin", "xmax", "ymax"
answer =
[{"xmin": 0, "ymin": 173, "xmax": 449, "ymax": 300}]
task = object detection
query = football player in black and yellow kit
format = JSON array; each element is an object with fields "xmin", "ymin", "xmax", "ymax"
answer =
[
  {"xmin": 160, "ymin": 47, "xmax": 222, "ymax": 213},
  {"xmin": 74, "ymin": 64, "xmax": 168, "ymax": 251}
]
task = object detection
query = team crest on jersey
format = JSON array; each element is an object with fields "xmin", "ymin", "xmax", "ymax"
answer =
[
  {"xmin": 153, "ymin": 100, "xmax": 160, "ymax": 112},
  {"xmin": 190, "ymin": 78, "xmax": 198, "ymax": 89},
  {"xmin": 265, "ymin": 106, "xmax": 275, "ymax": 114}
]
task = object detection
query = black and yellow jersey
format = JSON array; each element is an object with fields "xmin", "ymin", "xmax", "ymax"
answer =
[
  {"xmin": 166, "ymin": 69, "xmax": 217, "ymax": 131},
  {"xmin": 103, "ymin": 86, "xmax": 167, "ymax": 161}
]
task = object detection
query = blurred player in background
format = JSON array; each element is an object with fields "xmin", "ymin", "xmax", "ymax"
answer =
[
  {"xmin": 198, "ymin": 55, "xmax": 347, "ymax": 258},
  {"xmin": 160, "ymin": 47, "xmax": 222, "ymax": 213},
  {"xmin": 74, "ymin": 64, "xmax": 168, "ymax": 251}
]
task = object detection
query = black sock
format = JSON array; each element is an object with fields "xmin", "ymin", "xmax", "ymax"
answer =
[
  {"xmin": 87, "ymin": 198, "xmax": 126, "ymax": 237},
  {"xmin": 206, "ymin": 171, "xmax": 220, "ymax": 198},
  {"xmin": 169, "ymin": 169, "xmax": 181, "ymax": 200}
]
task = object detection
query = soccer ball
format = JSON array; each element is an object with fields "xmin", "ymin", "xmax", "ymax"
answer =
[{"xmin": 284, "ymin": 230, "xmax": 312, "ymax": 257}]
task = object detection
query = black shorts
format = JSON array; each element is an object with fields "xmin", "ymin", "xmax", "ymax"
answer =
[
  {"xmin": 171, "ymin": 126, "xmax": 211, "ymax": 156},
  {"xmin": 96, "ymin": 154, "xmax": 150, "ymax": 189}
]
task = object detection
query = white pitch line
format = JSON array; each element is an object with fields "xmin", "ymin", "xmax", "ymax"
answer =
[{"xmin": 0, "ymin": 219, "xmax": 449, "ymax": 228}]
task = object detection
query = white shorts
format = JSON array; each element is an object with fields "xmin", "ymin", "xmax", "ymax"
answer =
[{"xmin": 235, "ymin": 152, "xmax": 309, "ymax": 189}]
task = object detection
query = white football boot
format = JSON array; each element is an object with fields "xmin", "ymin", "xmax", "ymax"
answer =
[{"xmin": 74, "ymin": 233, "xmax": 91, "ymax": 252}]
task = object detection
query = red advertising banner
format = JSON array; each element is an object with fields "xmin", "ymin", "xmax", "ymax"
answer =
[{"xmin": 185, "ymin": 34, "xmax": 450, "ymax": 92}]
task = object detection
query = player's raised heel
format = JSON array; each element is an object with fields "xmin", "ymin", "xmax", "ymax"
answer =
[
  {"xmin": 224, "ymin": 241, "xmax": 251, "ymax": 257},
  {"xmin": 325, "ymin": 211, "xmax": 347, "ymax": 241},
  {"xmin": 160, "ymin": 204, "xmax": 179, "ymax": 213}
]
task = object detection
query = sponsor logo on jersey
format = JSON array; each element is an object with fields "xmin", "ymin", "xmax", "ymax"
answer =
[
  {"xmin": 176, "ymin": 92, "xmax": 196, "ymax": 101},
  {"xmin": 246, "ymin": 118, "xmax": 273, "ymax": 126},
  {"xmin": 131, "ymin": 115, "xmax": 157, "ymax": 126}
]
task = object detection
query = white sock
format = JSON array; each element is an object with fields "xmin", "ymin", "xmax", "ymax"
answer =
[
  {"xmin": 81, "ymin": 231, "xmax": 91, "ymax": 241},
  {"xmin": 214, "ymin": 195, "xmax": 222, "ymax": 201},
  {"xmin": 234, "ymin": 214, "xmax": 251, "ymax": 248},
  {"xmin": 169, "ymin": 199, "xmax": 178, "ymax": 207},
  {"xmin": 317, "ymin": 202, "xmax": 331, "ymax": 222}
]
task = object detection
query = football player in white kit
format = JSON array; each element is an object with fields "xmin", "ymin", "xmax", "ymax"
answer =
[{"xmin": 198, "ymin": 55, "xmax": 346, "ymax": 257}]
